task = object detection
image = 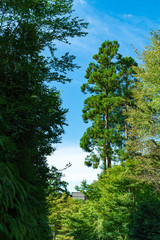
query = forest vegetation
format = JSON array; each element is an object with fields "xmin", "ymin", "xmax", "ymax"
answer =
[
  {"xmin": 0, "ymin": 0, "xmax": 160, "ymax": 239},
  {"xmin": 48, "ymin": 32, "xmax": 160, "ymax": 240}
]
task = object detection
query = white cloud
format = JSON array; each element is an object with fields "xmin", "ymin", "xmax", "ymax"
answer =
[
  {"xmin": 74, "ymin": 0, "xmax": 87, "ymax": 6},
  {"xmin": 55, "ymin": 1, "xmax": 157, "ymax": 70},
  {"xmin": 47, "ymin": 145, "xmax": 101, "ymax": 192},
  {"xmin": 71, "ymin": 1, "xmax": 158, "ymax": 60},
  {"xmin": 79, "ymin": 0, "xmax": 87, "ymax": 5},
  {"xmin": 122, "ymin": 14, "xmax": 133, "ymax": 18}
]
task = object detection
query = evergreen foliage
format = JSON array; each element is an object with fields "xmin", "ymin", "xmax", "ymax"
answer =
[
  {"xmin": 47, "ymin": 166, "xmax": 70, "ymax": 198},
  {"xmin": 47, "ymin": 194, "xmax": 75, "ymax": 240},
  {"xmin": 57, "ymin": 162, "xmax": 160, "ymax": 240},
  {"xmin": 0, "ymin": 0, "xmax": 87, "ymax": 239},
  {"xmin": 73, "ymin": 163, "xmax": 136, "ymax": 240},
  {"xmin": 129, "ymin": 195, "xmax": 160, "ymax": 240},
  {"xmin": 80, "ymin": 40, "xmax": 137, "ymax": 171}
]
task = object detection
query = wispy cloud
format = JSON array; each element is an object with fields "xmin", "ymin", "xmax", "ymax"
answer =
[
  {"xmin": 54, "ymin": 1, "xmax": 158, "ymax": 73},
  {"xmin": 78, "ymin": 0, "xmax": 87, "ymax": 5},
  {"xmin": 122, "ymin": 14, "xmax": 133, "ymax": 18},
  {"xmin": 71, "ymin": 0, "xmax": 158, "ymax": 60}
]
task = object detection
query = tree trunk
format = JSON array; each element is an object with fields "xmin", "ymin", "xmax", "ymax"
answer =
[
  {"xmin": 125, "ymin": 120, "xmax": 128, "ymax": 139},
  {"xmin": 105, "ymin": 107, "xmax": 111, "ymax": 169}
]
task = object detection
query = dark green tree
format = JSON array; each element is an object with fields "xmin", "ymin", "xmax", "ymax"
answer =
[
  {"xmin": 125, "ymin": 29, "xmax": 160, "ymax": 239},
  {"xmin": 129, "ymin": 195, "xmax": 160, "ymax": 240},
  {"xmin": 80, "ymin": 40, "xmax": 137, "ymax": 172},
  {"xmin": 47, "ymin": 165, "xmax": 71, "ymax": 198},
  {"xmin": 0, "ymin": 0, "xmax": 87, "ymax": 239}
]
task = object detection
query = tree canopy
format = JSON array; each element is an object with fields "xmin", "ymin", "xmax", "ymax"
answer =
[
  {"xmin": 1, "ymin": 1, "xmax": 160, "ymax": 239},
  {"xmin": 48, "ymin": 30, "xmax": 160, "ymax": 240},
  {"xmin": 80, "ymin": 40, "xmax": 137, "ymax": 171},
  {"xmin": 126, "ymin": 30, "xmax": 160, "ymax": 192},
  {"xmin": 0, "ymin": 0, "xmax": 87, "ymax": 239}
]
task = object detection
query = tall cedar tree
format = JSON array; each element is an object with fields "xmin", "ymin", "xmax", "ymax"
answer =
[
  {"xmin": 80, "ymin": 41, "xmax": 137, "ymax": 171},
  {"xmin": 0, "ymin": 0, "xmax": 87, "ymax": 239}
]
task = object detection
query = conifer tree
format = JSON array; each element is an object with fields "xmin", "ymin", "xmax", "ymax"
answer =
[{"xmin": 80, "ymin": 40, "xmax": 137, "ymax": 171}]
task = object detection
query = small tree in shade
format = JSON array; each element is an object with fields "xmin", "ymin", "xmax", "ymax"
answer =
[
  {"xmin": 80, "ymin": 40, "xmax": 137, "ymax": 172},
  {"xmin": 129, "ymin": 196, "xmax": 160, "ymax": 240}
]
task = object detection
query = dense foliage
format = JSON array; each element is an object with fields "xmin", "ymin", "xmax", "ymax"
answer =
[
  {"xmin": 126, "ymin": 31, "xmax": 160, "ymax": 192},
  {"xmin": 49, "ymin": 162, "xmax": 160, "ymax": 240},
  {"xmin": 47, "ymin": 166, "xmax": 70, "ymax": 198},
  {"xmin": 48, "ymin": 30, "xmax": 160, "ymax": 240},
  {"xmin": 80, "ymin": 40, "xmax": 137, "ymax": 171},
  {"xmin": 0, "ymin": 0, "xmax": 87, "ymax": 239},
  {"xmin": 1, "ymin": 0, "xmax": 159, "ymax": 238}
]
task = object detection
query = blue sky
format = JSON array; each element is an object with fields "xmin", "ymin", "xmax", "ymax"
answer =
[{"xmin": 47, "ymin": 0, "xmax": 160, "ymax": 191}]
